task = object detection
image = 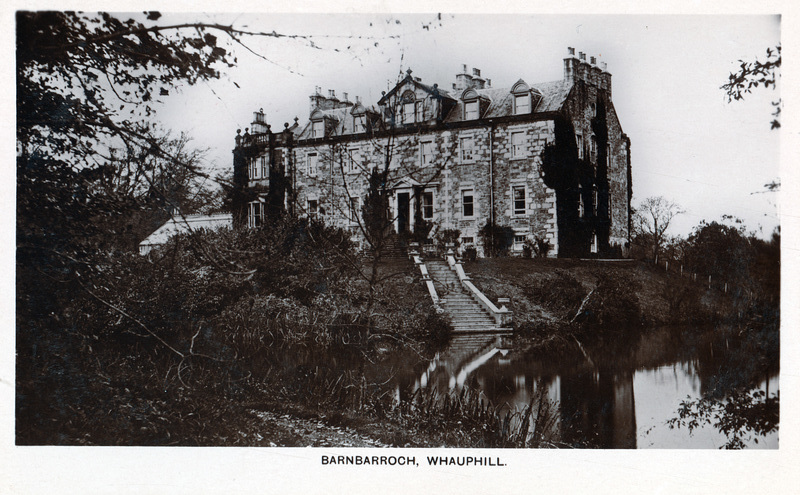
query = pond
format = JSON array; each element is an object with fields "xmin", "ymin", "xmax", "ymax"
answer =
[{"xmin": 266, "ymin": 324, "xmax": 778, "ymax": 449}]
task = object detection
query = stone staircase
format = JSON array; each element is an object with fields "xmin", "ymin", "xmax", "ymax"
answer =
[
  {"xmin": 371, "ymin": 232, "xmax": 406, "ymax": 259},
  {"xmin": 426, "ymin": 260, "xmax": 502, "ymax": 333}
]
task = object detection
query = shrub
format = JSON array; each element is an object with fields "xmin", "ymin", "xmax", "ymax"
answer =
[
  {"xmin": 580, "ymin": 271, "xmax": 642, "ymax": 330},
  {"xmin": 435, "ymin": 228, "xmax": 461, "ymax": 252},
  {"xmin": 523, "ymin": 270, "xmax": 586, "ymax": 317},
  {"xmin": 478, "ymin": 222, "xmax": 515, "ymax": 257}
]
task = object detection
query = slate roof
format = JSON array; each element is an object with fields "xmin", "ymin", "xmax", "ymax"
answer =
[
  {"xmin": 296, "ymin": 105, "xmax": 381, "ymax": 140},
  {"xmin": 139, "ymin": 213, "xmax": 233, "ymax": 254},
  {"xmin": 442, "ymin": 80, "xmax": 572, "ymax": 124},
  {"xmin": 295, "ymin": 77, "xmax": 573, "ymax": 140}
]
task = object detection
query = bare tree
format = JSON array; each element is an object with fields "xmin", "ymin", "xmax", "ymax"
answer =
[
  {"xmin": 721, "ymin": 44, "xmax": 781, "ymax": 129},
  {"xmin": 633, "ymin": 196, "xmax": 685, "ymax": 261},
  {"xmin": 315, "ymin": 78, "xmax": 457, "ymax": 332}
]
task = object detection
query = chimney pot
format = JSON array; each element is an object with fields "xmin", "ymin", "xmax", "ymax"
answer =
[
  {"xmin": 487, "ymin": 78, "xmax": 492, "ymax": 87},
  {"xmin": 462, "ymin": 63, "xmax": 468, "ymax": 73},
  {"xmin": 590, "ymin": 56, "xmax": 596, "ymax": 65},
  {"xmin": 355, "ymin": 95, "xmax": 361, "ymax": 103},
  {"xmin": 343, "ymin": 92, "xmax": 348, "ymax": 101},
  {"xmin": 601, "ymin": 62, "xmax": 608, "ymax": 71},
  {"xmin": 473, "ymin": 68, "xmax": 481, "ymax": 76},
  {"xmin": 328, "ymin": 89, "xmax": 335, "ymax": 98},
  {"xmin": 579, "ymin": 52, "xmax": 586, "ymax": 61},
  {"xmin": 568, "ymin": 46, "xmax": 575, "ymax": 55}
]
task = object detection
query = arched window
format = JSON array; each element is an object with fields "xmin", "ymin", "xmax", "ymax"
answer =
[
  {"xmin": 401, "ymin": 90, "xmax": 421, "ymax": 124},
  {"xmin": 461, "ymin": 88, "xmax": 480, "ymax": 120},
  {"xmin": 511, "ymin": 80, "xmax": 542, "ymax": 115}
]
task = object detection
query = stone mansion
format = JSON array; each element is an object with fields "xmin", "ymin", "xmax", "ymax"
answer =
[{"xmin": 232, "ymin": 48, "xmax": 632, "ymax": 258}]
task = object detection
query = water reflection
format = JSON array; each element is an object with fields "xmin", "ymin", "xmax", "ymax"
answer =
[
  {"xmin": 405, "ymin": 325, "xmax": 778, "ymax": 449},
  {"xmin": 266, "ymin": 324, "xmax": 778, "ymax": 448}
]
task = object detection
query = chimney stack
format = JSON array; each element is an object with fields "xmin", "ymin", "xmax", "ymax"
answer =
[
  {"xmin": 455, "ymin": 63, "xmax": 473, "ymax": 91},
  {"xmin": 471, "ymin": 67, "xmax": 486, "ymax": 89},
  {"xmin": 309, "ymin": 86, "xmax": 326, "ymax": 113},
  {"xmin": 564, "ymin": 47, "xmax": 580, "ymax": 81}
]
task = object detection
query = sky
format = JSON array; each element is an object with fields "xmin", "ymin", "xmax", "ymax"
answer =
[{"xmin": 156, "ymin": 13, "xmax": 781, "ymax": 240}]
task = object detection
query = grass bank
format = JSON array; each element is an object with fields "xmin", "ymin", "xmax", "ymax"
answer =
[{"xmin": 464, "ymin": 257, "xmax": 740, "ymax": 353}]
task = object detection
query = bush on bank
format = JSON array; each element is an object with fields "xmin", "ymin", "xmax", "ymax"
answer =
[{"xmin": 16, "ymin": 217, "xmax": 452, "ymax": 445}]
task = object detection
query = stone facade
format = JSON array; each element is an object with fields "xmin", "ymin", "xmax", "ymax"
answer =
[{"xmin": 233, "ymin": 48, "xmax": 632, "ymax": 258}]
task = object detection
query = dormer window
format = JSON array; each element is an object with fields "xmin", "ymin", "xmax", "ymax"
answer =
[
  {"xmin": 461, "ymin": 88, "xmax": 480, "ymax": 120},
  {"xmin": 353, "ymin": 116, "xmax": 365, "ymax": 133},
  {"xmin": 403, "ymin": 102, "xmax": 416, "ymax": 124},
  {"xmin": 401, "ymin": 90, "xmax": 421, "ymax": 125},
  {"xmin": 511, "ymin": 79, "xmax": 542, "ymax": 116},
  {"xmin": 465, "ymin": 101, "xmax": 479, "ymax": 120},
  {"xmin": 514, "ymin": 94, "xmax": 531, "ymax": 115},
  {"xmin": 312, "ymin": 120, "xmax": 325, "ymax": 138}
]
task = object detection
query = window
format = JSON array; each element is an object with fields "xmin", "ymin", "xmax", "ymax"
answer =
[
  {"xmin": 306, "ymin": 152, "xmax": 318, "ymax": 176},
  {"xmin": 578, "ymin": 186, "xmax": 585, "ymax": 218},
  {"xmin": 462, "ymin": 237, "xmax": 474, "ymax": 245},
  {"xmin": 420, "ymin": 140, "xmax": 434, "ymax": 166},
  {"xmin": 248, "ymin": 201, "xmax": 263, "ymax": 228},
  {"xmin": 591, "ymin": 102, "xmax": 597, "ymax": 117},
  {"xmin": 592, "ymin": 188, "xmax": 598, "ymax": 215},
  {"xmin": 260, "ymin": 156, "xmax": 268, "ymax": 178},
  {"xmin": 416, "ymin": 101, "xmax": 424, "ymax": 122},
  {"xmin": 512, "ymin": 185, "xmax": 526, "ymax": 216},
  {"xmin": 511, "ymin": 131, "xmax": 526, "ymax": 158},
  {"xmin": 465, "ymin": 101, "xmax": 479, "ymax": 120},
  {"xmin": 349, "ymin": 197, "xmax": 360, "ymax": 222},
  {"xmin": 576, "ymin": 134, "xmax": 584, "ymax": 159},
  {"xmin": 608, "ymin": 194, "xmax": 613, "ymax": 224},
  {"xmin": 307, "ymin": 199, "xmax": 318, "ymax": 216},
  {"xmin": 249, "ymin": 158, "xmax": 259, "ymax": 179},
  {"xmin": 462, "ymin": 189, "xmax": 475, "ymax": 218},
  {"xmin": 421, "ymin": 191, "xmax": 434, "ymax": 220},
  {"xmin": 606, "ymin": 144, "xmax": 611, "ymax": 168},
  {"xmin": 514, "ymin": 235, "xmax": 526, "ymax": 250},
  {"xmin": 514, "ymin": 94, "xmax": 531, "ymax": 115},
  {"xmin": 591, "ymin": 233, "xmax": 599, "ymax": 254},
  {"xmin": 312, "ymin": 120, "xmax": 325, "ymax": 138},
  {"xmin": 591, "ymin": 135, "xmax": 597, "ymax": 161},
  {"xmin": 403, "ymin": 102, "xmax": 416, "ymax": 124},
  {"xmin": 460, "ymin": 136, "xmax": 474, "ymax": 163},
  {"xmin": 347, "ymin": 147, "xmax": 360, "ymax": 173},
  {"xmin": 353, "ymin": 116, "xmax": 365, "ymax": 133}
]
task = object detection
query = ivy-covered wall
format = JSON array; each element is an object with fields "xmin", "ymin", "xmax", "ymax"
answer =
[{"xmin": 542, "ymin": 80, "xmax": 630, "ymax": 258}]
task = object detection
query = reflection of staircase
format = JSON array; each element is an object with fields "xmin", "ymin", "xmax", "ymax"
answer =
[
  {"xmin": 420, "ymin": 334, "xmax": 510, "ymax": 390},
  {"xmin": 426, "ymin": 261, "xmax": 501, "ymax": 333}
]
